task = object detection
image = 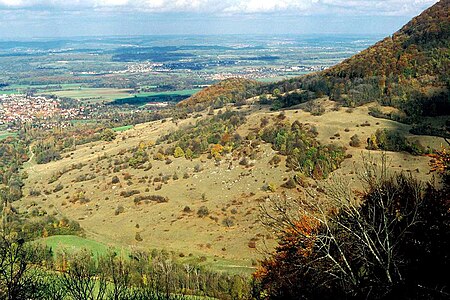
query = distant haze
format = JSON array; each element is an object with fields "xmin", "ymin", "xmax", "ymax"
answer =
[{"xmin": 0, "ymin": 0, "xmax": 439, "ymax": 38}]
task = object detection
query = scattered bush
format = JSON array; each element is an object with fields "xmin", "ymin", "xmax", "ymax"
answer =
[
  {"xmin": 53, "ymin": 183, "xmax": 64, "ymax": 193},
  {"xmin": 135, "ymin": 232, "xmax": 143, "ymax": 241},
  {"xmin": 133, "ymin": 195, "xmax": 168, "ymax": 204},
  {"xmin": 194, "ymin": 164, "xmax": 203, "ymax": 173},
  {"xmin": 281, "ymin": 178, "xmax": 297, "ymax": 189},
  {"xmin": 368, "ymin": 129, "xmax": 424, "ymax": 154},
  {"xmin": 29, "ymin": 188, "xmax": 41, "ymax": 196},
  {"xmin": 349, "ymin": 134, "xmax": 361, "ymax": 147},
  {"xmin": 222, "ymin": 217, "xmax": 235, "ymax": 227},
  {"xmin": 269, "ymin": 155, "xmax": 282, "ymax": 165},
  {"xmin": 114, "ymin": 205, "xmax": 124, "ymax": 215},
  {"xmin": 111, "ymin": 176, "xmax": 120, "ymax": 184},
  {"xmin": 120, "ymin": 190, "xmax": 140, "ymax": 198},
  {"xmin": 197, "ymin": 206, "xmax": 209, "ymax": 217}
]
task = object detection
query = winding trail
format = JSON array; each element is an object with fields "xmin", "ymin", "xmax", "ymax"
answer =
[{"xmin": 23, "ymin": 144, "xmax": 36, "ymax": 173}]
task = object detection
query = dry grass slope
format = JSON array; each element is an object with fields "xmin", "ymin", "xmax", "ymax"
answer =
[{"xmin": 17, "ymin": 101, "xmax": 446, "ymax": 271}]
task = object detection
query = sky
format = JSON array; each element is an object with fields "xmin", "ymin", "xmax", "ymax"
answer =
[{"xmin": 0, "ymin": 0, "xmax": 440, "ymax": 38}]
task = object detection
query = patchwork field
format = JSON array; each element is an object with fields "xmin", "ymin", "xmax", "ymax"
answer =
[{"xmin": 45, "ymin": 88, "xmax": 133, "ymax": 103}]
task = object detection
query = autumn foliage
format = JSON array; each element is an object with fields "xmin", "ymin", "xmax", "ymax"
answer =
[
  {"xmin": 254, "ymin": 169, "xmax": 450, "ymax": 299},
  {"xmin": 428, "ymin": 146, "xmax": 450, "ymax": 184},
  {"xmin": 177, "ymin": 78, "xmax": 262, "ymax": 107},
  {"xmin": 264, "ymin": 0, "xmax": 450, "ymax": 118}
]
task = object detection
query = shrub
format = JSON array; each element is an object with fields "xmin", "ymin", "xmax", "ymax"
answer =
[
  {"xmin": 135, "ymin": 232, "xmax": 143, "ymax": 241},
  {"xmin": 153, "ymin": 152, "xmax": 165, "ymax": 161},
  {"xmin": 269, "ymin": 155, "xmax": 282, "ymax": 165},
  {"xmin": 100, "ymin": 128, "xmax": 116, "ymax": 141},
  {"xmin": 197, "ymin": 206, "xmax": 209, "ymax": 217},
  {"xmin": 349, "ymin": 134, "xmax": 361, "ymax": 147},
  {"xmin": 29, "ymin": 188, "xmax": 41, "ymax": 196},
  {"xmin": 53, "ymin": 183, "xmax": 64, "ymax": 193},
  {"xmin": 173, "ymin": 146, "xmax": 185, "ymax": 158},
  {"xmin": 222, "ymin": 217, "xmax": 235, "ymax": 227},
  {"xmin": 114, "ymin": 205, "xmax": 124, "ymax": 215},
  {"xmin": 134, "ymin": 195, "xmax": 168, "ymax": 204},
  {"xmin": 281, "ymin": 178, "xmax": 296, "ymax": 189},
  {"xmin": 239, "ymin": 157, "xmax": 250, "ymax": 167},
  {"xmin": 120, "ymin": 190, "xmax": 140, "ymax": 198},
  {"xmin": 111, "ymin": 176, "xmax": 120, "ymax": 184}
]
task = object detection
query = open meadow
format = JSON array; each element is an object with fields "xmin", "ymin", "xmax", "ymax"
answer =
[{"xmin": 17, "ymin": 100, "xmax": 445, "ymax": 273}]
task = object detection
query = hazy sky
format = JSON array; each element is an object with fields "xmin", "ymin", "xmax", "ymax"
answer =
[{"xmin": 0, "ymin": 0, "xmax": 439, "ymax": 38}]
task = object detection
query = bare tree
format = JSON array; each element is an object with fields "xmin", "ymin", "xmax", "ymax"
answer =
[
  {"xmin": 259, "ymin": 153, "xmax": 428, "ymax": 298},
  {"xmin": 100, "ymin": 250, "xmax": 131, "ymax": 300},
  {"xmin": 60, "ymin": 250, "xmax": 107, "ymax": 300}
]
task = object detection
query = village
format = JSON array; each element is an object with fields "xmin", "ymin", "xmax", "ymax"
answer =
[{"xmin": 0, "ymin": 94, "xmax": 87, "ymax": 127}]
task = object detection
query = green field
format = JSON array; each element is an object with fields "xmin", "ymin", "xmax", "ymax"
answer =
[
  {"xmin": 43, "ymin": 87, "xmax": 201, "ymax": 104},
  {"xmin": 47, "ymin": 88, "xmax": 133, "ymax": 103},
  {"xmin": 37, "ymin": 235, "xmax": 119, "ymax": 257},
  {"xmin": 112, "ymin": 125, "xmax": 134, "ymax": 132},
  {"xmin": 37, "ymin": 235, "xmax": 255, "ymax": 274},
  {"xmin": 0, "ymin": 132, "xmax": 18, "ymax": 140},
  {"xmin": 1, "ymin": 83, "xmax": 84, "ymax": 95}
]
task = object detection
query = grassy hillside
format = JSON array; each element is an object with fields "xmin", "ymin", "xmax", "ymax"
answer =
[
  {"xmin": 38, "ymin": 235, "xmax": 112, "ymax": 257},
  {"xmin": 17, "ymin": 101, "xmax": 444, "ymax": 271}
]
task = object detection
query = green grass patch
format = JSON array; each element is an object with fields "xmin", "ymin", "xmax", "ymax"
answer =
[
  {"xmin": 37, "ymin": 235, "xmax": 118, "ymax": 257},
  {"xmin": 45, "ymin": 88, "xmax": 133, "ymax": 103},
  {"xmin": 112, "ymin": 125, "xmax": 133, "ymax": 132},
  {"xmin": 0, "ymin": 132, "xmax": 18, "ymax": 140}
]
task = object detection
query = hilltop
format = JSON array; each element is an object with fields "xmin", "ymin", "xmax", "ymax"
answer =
[
  {"xmin": 265, "ymin": 0, "xmax": 449, "ymax": 120},
  {"xmin": 177, "ymin": 78, "xmax": 262, "ymax": 108}
]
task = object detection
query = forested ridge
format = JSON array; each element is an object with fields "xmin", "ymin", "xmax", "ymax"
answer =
[
  {"xmin": 265, "ymin": 0, "xmax": 449, "ymax": 119},
  {"xmin": 177, "ymin": 78, "xmax": 261, "ymax": 108}
]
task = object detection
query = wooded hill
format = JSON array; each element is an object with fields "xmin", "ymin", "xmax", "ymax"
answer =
[
  {"xmin": 177, "ymin": 78, "xmax": 261, "ymax": 108},
  {"xmin": 265, "ymin": 0, "xmax": 449, "ymax": 119}
]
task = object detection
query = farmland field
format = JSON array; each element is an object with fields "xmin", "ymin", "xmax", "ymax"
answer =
[{"xmin": 46, "ymin": 88, "xmax": 133, "ymax": 103}]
